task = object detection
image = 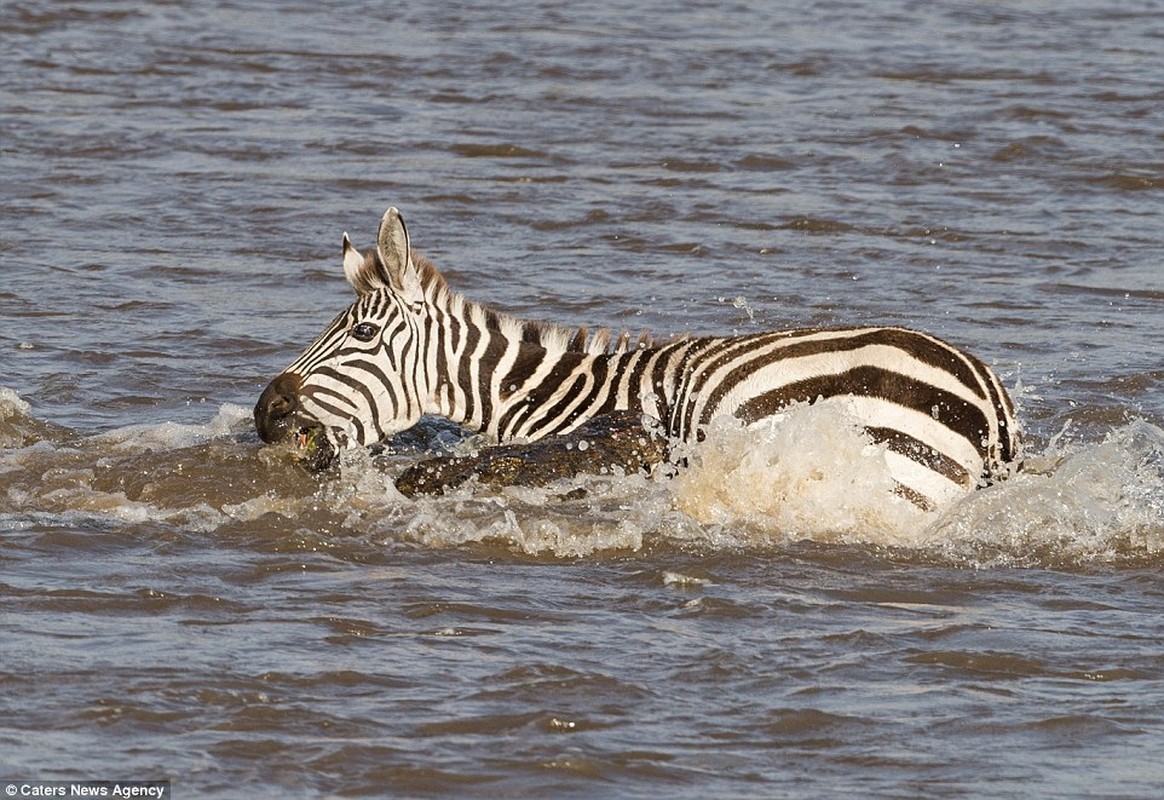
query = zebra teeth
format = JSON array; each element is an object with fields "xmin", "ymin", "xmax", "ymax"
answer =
[
  {"xmin": 292, "ymin": 425, "xmax": 336, "ymax": 472},
  {"xmin": 296, "ymin": 428, "xmax": 313, "ymax": 450},
  {"xmin": 294, "ymin": 425, "xmax": 325, "ymax": 449}
]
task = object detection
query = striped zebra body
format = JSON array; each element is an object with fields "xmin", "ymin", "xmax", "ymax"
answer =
[{"xmin": 256, "ymin": 207, "xmax": 1021, "ymax": 509}]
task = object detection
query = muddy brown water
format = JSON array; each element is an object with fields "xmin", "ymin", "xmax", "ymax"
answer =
[{"xmin": 2, "ymin": 1, "xmax": 1163, "ymax": 797}]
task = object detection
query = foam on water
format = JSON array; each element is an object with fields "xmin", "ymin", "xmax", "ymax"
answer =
[
  {"xmin": 359, "ymin": 403, "xmax": 1163, "ymax": 564},
  {"xmin": 2, "ymin": 387, "xmax": 1162, "ymax": 566},
  {"xmin": 929, "ymin": 419, "xmax": 1164, "ymax": 566},
  {"xmin": 323, "ymin": 447, "xmax": 664, "ymax": 557},
  {"xmin": 1, "ymin": 389, "xmax": 294, "ymax": 534},
  {"xmin": 90, "ymin": 403, "xmax": 254, "ymax": 451},
  {"xmin": 664, "ymin": 404, "xmax": 1164, "ymax": 565},
  {"xmin": 670, "ymin": 403, "xmax": 931, "ymax": 546},
  {"xmin": 0, "ymin": 388, "xmax": 32, "ymax": 421}
]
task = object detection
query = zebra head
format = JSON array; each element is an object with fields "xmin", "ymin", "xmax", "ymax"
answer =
[{"xmin": 254, "ymin": 207, "xmax": 429, "ymax": 463}]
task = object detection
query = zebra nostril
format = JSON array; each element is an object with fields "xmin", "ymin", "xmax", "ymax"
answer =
[{"xmin": 254, "ymin": 372, "xmax": 303, "ymax": 444}]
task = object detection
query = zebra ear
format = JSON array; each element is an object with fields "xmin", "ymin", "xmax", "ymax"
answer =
[
  {"xmin": 341, "ymin": 232, "xmax": 395, "ymax": 295},
  {"xmin": 376, "ymin": 207, "xmax": 424, "ymax": 304},
  {"xmin": 342, "ymin": 233, "xmax": 377, "ymax": 294}
]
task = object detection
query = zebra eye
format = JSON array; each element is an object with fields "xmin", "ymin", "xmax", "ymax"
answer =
[{"xmin": 350, "ymin": 322, "xmax": 380, "ymax": 342}]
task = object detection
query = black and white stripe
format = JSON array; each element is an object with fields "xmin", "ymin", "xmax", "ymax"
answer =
[{"xmin": 256, "ymin": 207, "xmax": 1021, "ymax": 508}]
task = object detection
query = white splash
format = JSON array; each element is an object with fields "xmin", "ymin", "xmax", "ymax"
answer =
[
  {"xmin": 664, "ymin": 404, "xmax": 1163, "ymax": 563},
  {"xmin": 0, "ymin": 387, "xmax": 37, "ymax": 450},
  {"xmin": 927, "ymin": 419, "xmax": 1164, "ymax": 566},
  {"xmin": 313, "ymin": 400, "xmax": 1164, "ymax": 564},
  {"xmin": 4, "ymin": 384, "xmax": 1161, "ymax": 566},
  {"xmin": 0, "ymin": 387, "xmax": 32, "ymax": 421},
  {"xmin": 670, "ymin": 402, "xmax": 933, "ymax": 547},
  {"xmin": 92, "ymin": 404, "xmax": 253, "ymax": 452}
]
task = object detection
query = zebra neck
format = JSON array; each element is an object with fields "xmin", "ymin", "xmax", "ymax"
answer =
[
  {"xmin": 417, "ymin": 285, "xmax": 693, "ymax": 441},
  {"xmin": 426, "ymin": 337, "xmax": 674, "ymax": 443},
  {"xmin": 494, "ymin": 342, "xmax": 689, "ymax": 443}
]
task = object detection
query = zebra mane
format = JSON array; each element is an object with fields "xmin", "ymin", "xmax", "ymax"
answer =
[{"xmin": 413, "ymin": 251, "xmax": 653, "ymax": 356}]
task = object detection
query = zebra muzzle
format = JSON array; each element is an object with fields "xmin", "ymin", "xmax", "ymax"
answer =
[
  {"xmin": 255, "ymin": 372, "xmax": 305, "ymax": 444},
  {"xmin": 254, "ymin": 372, "xmax": 338, "ymax": 471}
]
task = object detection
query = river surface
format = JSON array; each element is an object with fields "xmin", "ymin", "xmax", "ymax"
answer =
[{"xmin": 2, "ymin": 1, "xmax": 1163, "ymax": 797}]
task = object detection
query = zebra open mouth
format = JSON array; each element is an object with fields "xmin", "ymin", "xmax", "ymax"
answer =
[{"xmin": 293, "ymin": 424, "xmax": 337, "ymax": 473}]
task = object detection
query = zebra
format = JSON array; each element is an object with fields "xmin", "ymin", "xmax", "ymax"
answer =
[{"xmin": 255, "ymin": 206, "xmax": 1022, "ymax": 509}]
